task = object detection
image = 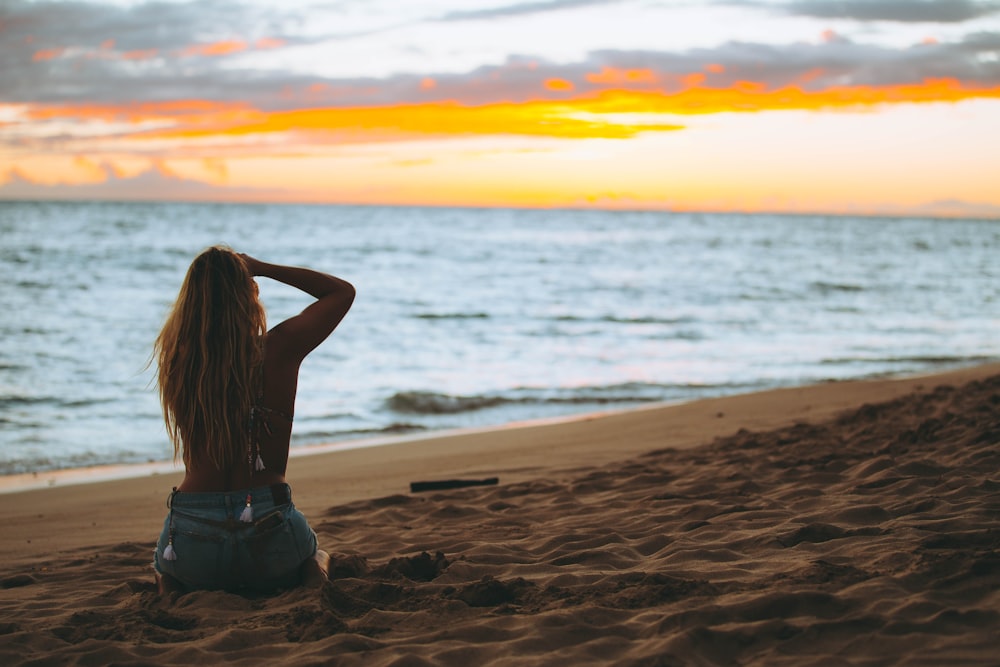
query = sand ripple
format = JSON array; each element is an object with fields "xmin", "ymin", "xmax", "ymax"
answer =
[{"xmin": 1, "ymin": 375, "xmax": 998, "ymax": 665}]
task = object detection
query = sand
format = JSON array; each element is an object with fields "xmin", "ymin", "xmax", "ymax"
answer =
[{"xmin": 1, "ymin": 363, "xmax": 998, "ymax": 666}]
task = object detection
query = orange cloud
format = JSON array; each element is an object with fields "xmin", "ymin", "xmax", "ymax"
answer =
[
  {"xmin": 791, "ymin": 68, "xmax": 826, "ymax": 87},
  {"xmin": 202, "ymin": 158, "xmax": 229, "ymax": 182},
  {"xmin": 32, "ymin": 48, "xmax": 65, "ymax": 61},
  {"xmin": 586, "ymin": 68, "xmax": 657, "ymax": 85},
  {"xmin": 151, "ymin": 99, "xmax": 682, "ymax": 142},
  {"xmin": 1, "ymin": 166, "xmax": 36, "ymax": 186},
  {"xmin": 1, "ymin": 156, "xmax": 111, "ymax": 186},
  {"xmin": 153, "ymin": 159, "xmax": 180, "ymax": 179},
  {"xmin": 545, "ymin": 78, "xmax": 575, "ymax": 92},
  {"xmin": 733, "ymin": 81, "xmax": 766, "ymax": 94},
  {"xmin": 578, "ymin": 78, "xmax": 1000, "ymax": 116},
  {"xmin": 255, "ymin": 38, "xmax": 285, "ymax": 50},
  {"xmin": 25, "ymin": 100, "xmax": 253, "ymax": 124},
  {"xmin": 31, "ymin": 37, "xmax": 267, "ymax": 64},
  {"xmin": 73, "ymin": 156, "xmax": 108, "ymax": 182},
  {"xmin": 18, "ymin": 78, "xmax": 1000, "ymax": 150},
  {"xmin": 682, "ymin": 73, "xmax": 706, "ymax": 88},
  {"xmin": 107, "ymin": 162, "xmax": 127, "ymax": 178},
  {"xmin": 182, "ymin": 40, "xmax": 247, "ymax": 57},
  {"xmin": 106, "ymin": 158, "xmax": 146, "ymax": 179},
  {"xmin": 121, "ymin": 48, "xmax": 158, "ymax": 61}
]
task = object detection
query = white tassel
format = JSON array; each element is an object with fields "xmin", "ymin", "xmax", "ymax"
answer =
[
  {"xmin": 255, "ymin": 454, "xmax": 265, "ymax": 472},
  {"xmin": 239, "ymin": 494, "xmax": 254, "ymax": 523},
  {"xmin": 162, "ymin": 542, "xmax": 177, "ymax": 561}
]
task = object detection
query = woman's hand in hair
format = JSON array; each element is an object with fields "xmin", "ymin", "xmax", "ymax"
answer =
[{"xmin": 239, "ymin": 253, "xmax": 265, "ymax": 277}]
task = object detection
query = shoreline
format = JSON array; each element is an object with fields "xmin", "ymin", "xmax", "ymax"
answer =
[
  {"xmin": 1, "ymin": 361, "xmax": 997, "ymax": 570},
  {"xmin": 0, "ymin": 400, "xmax": 685, "ymax": 496},
  {"xmin": 2, "ymin": 362, "xmax": 996, "ymax": 496}
]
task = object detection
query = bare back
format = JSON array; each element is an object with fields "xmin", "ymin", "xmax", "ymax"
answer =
[{"xmin": 177, "ymin": 257, "xmax": 355, "ymax": 493}]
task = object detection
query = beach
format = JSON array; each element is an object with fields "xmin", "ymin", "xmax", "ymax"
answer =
[{"xmin": 1, "ymin": 363, "xmax": 998, "ymax": 665}]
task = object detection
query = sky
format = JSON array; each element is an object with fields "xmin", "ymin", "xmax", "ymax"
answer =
[{"xmin": 2, "ymin": 0, "xmax": 999, "ymax": 216}]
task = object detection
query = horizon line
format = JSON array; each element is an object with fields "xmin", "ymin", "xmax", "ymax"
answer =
[{"xmin": 1, "ymin": 195, "xmax": 997, "ymax": 223}]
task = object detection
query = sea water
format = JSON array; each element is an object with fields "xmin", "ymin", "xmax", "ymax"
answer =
[{"xmin": 1, "ymin": 202, "xmax": 998, "ymax": 475}]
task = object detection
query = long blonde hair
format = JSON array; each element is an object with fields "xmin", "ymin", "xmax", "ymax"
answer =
[{"xmin": 154, "ymin": 246, "xmax": 266, "ymax": 470}]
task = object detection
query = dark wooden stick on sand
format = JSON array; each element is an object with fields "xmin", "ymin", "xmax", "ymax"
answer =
[{"xmin": 410, "ymin": 477, "xmax": 499, "ymax": 493}]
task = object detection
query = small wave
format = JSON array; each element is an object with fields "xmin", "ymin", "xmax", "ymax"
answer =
[
  {"xmin": 292, "ymin": 422, "xmax": 427, "ymax": 443},
  {"xmin": 15, "ymin": 280, "xmax": 53, "ymax": 290},
  {"xmin": 601, "ymin": 315, "xmax": 697, "ymax": 325},
  {"xmin": 0, "ymin": 363, "xmax": 28, "ymax": 371},
  {"xmin": 821, "ymin": 354, "xmax": 997, "ymax": 367},
  {"xmin": 336, "ymin": 422, "xmax": 429, "ymax": 437},
  {"xmin": 811, "ymin": 281, "xmax": 865, "ymax": 294},
  {"xmin": 385, "ymin": 382, "xmax": 733, "ymax": 416},
  {"xmin": 414, "ymin": 312, "xmax": 490, "ymax": 320},
  {"xmin": 0, "ymin": 458, "xmax": 54, "ymax": 476},
  {"xmin": 378, "ymin": 422, "xmax": 428, "ymax": 434},
  {"xmin": 61, "ymin": 397, "xmax": 116, "ymax": 408},
  {"xmin": 0, "ymin": 448, "xmax": 155, "ymax": 476},
  {"xmin": 388, "ymin": 391, "xmax": 507, "ymax": 414},
  {"xmin": 553, "ymin": 315, "xmax": 695, "ymax": 325},
  {"xmin": 0, "ymin": 395, "xmax": 53, "ymax": 408},
  {"xmin": 3, "ymin": 326, "xmax": 52, "ymax": 335},
  {"xmin": 113, "ymin": 219, "xmax": 144, "ymax": 232},
  {"xmin": 0, "ymin": 395, "xmax": 115, "ymax": 410},
  {"xmin": 653, "ymin": 329, "xmax": 705, "ymax": 341}
]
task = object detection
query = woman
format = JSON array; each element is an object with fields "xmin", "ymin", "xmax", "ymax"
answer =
[{"xmin": 152, "ymin": 246, "xmax": 355, "ymax": 593}]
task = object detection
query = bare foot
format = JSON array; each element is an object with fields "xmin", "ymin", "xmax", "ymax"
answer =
[
  {"xmin": 156, "ymin": 572, "xmax": 184, "ymax": 596},
  {"xmin": 301, "ymin": 549, "xmax": 330, "ymax": 588}
]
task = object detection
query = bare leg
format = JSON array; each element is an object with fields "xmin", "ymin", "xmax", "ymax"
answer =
[
  {"xmin": 301, "ymin": 549, "xmax": 330, "ymax": 588},
  {"xmin": 156, "ymin": 571, "xmax": 184, "ymax": 595}
]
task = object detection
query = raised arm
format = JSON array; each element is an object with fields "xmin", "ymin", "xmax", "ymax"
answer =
[{"xmin": 241, "ymin": 254, "xmax": 355, "ymax": 364}]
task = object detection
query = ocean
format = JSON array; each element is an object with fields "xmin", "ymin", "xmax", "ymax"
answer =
[{"xmin": 1, "ymin": 201, "xmax": 998, "ymax": 476}]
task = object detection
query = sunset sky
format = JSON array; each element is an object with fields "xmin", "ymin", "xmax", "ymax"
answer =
[{"xmin": 2, "ymin": 0, "xmax": 999, "ymax": 216}]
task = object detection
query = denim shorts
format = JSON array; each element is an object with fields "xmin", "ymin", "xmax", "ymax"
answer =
[{"xmin": 153, "ymin": 483, "xmax": 318, "ymax": 592}]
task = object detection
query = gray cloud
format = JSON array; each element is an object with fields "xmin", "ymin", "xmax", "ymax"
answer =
[
  {"xmin": 1, "ymin": 0, "xmax": 317, "ymax": 104},
  {"xmin": 399, "ymin": 33, "xmax": 1000, "ymax": 105},
  {"xmin": 781, "ymin": 0, "xmax": 1000, "ymax": 23},
  {"xmin": 2, "ymin": 0, "xmax": 302, "ymax": 53},
  {"xmin": 439, "ymin": 0, "xmax": 623, "ymax": 21},
  {"xmin": 4, "ymin": 0, "xmax": 999, "ymax": 110},
  {"xmin": 588, "ymin": 32, "xmax": 1000, "ymax": 88}
]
